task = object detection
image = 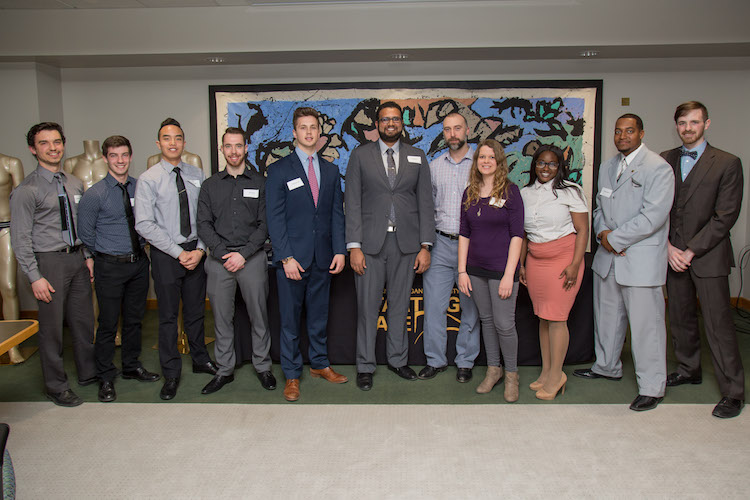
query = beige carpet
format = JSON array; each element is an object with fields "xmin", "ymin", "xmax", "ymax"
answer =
[{"xmin": 2, "ymin": 402, "xmax": 748, "ymax": 499}]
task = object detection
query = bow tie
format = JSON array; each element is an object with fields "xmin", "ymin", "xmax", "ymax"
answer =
[{"xmin": 680, "ymin": 149, "xmax": 698, "ymax": 160}]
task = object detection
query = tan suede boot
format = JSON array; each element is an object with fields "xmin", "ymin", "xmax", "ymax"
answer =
[
  {"xmin": 504, "ymin": 371, "xmax": 519, "ymax": 402},
  {"xmin": 476, "ymin": 366, "xmax": 503, "ymax": 394}
]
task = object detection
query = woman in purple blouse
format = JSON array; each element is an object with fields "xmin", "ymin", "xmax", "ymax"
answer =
[{"xmin": 457, "ymin": 139, "xmax": 525, "ymax": 402}]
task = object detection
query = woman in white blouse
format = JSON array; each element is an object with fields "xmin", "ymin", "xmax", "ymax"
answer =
[{"xmin": 519, "ymin": 145, "xmax": 589, "ymax": 400}]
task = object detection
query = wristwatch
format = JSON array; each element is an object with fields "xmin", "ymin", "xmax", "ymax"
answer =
[{"xmin": 281, "ymin": 256, "xmax": 293, "ymax": 264}]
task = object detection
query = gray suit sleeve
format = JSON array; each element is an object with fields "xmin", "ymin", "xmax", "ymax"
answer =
[
  {"xmin": 344, "ymin": 146, "xmax": 363, "ymax": 247},
  {"xmin": 416, "ymin": 150, "xmax": 435, "ymax": 245}
]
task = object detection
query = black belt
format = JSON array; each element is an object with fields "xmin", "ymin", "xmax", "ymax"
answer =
[
  {"xmin": 0, "ymin": 221, "xmax": 9, "ymax": 229},
  {"xmin": 96, "ymin": 251, "xmax": 145, "ymax": 263},
  {"xmin": 436, "ymin": 230, "xmax": 459, "ymax": 241}
]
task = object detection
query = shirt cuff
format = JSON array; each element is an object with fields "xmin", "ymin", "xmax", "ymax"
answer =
[
  {"xmin": 27, "ymin": 269, "xmax": 42, "ymax": 283},
  {"xmin": 346, "ymin": 242, "xmax": 361, "ymax": 250}
]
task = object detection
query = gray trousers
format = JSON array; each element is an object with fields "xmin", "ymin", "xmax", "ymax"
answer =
[
  {"xmin": 36, "ymin": 250, "xmax": 96, "ymax": 393},
  {"xmin": 205, "ymin": 251, "xmax": 271, "ymax": 376},
  {"xmin": 592, "ymin": 267, "xmax": 666, "ymax": 397},
  {"xmin": 355, "ymin": 233, "xmax": 417, "ymax": 373},
  {"xmin": 468, "ymin": 275, "xmax": 518, "ymax": 371}
]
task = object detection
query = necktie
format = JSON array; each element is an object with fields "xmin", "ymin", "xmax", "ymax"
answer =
[
  {"xmin": 117, "ymin": 182, "xmax": 141, "ymax": 254},
  {"xmin": 54, "ymin": 173, "xmax": 76, "ymax": 246},
  {"xmin": 680, "ymin": 149, "xmax": 698, "ymax": 160},
  {"xmin": 616, "ymin": 157, "xmax": 627, "ymax": 181},
  {"xmin": 307, "ymin": 155, "xmax": 319, "ymax": 207},
  {"xmin": 173, "ymin": 167, "xmax": 191, "ymax": 238},
  {"xmin": 386, "ymin": 148, "xmax": 397, "ymax": 226}
]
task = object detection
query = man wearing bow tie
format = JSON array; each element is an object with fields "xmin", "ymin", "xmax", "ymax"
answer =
[{"xmin": 661, "ymin": 101, "xmax": 745, "ymax": 418}]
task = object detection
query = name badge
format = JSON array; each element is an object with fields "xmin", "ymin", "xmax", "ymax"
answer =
[
  {"xmin": 600, "ymin": 187, "xmax": 613, "ymax": 198},
  {"xmin": 73, "ymin": 195, "xmax": 82, "ymax": 204},
  {"xmin": 243, "ymin": 188, "xmax": 259, "ymax": 198},
  {"xmin": 287, "ymin": 178, "xmax": 304, "ymax": 190},
  {"xmin": 407, "ymin": 155, "xmax": 421, "ymax": 164},
  {"xmin": 130, "ymin": 198, "xmax": 135, "ymax": 207},
  {"xmin": 489, "ymin": 197, "xmax": 506, "ymax": 208},
  {"xmin": 189, "ymin": 179, "xmax": 201, "ymax": 188}
]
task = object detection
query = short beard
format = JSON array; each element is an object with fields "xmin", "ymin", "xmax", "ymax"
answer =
[
  {"xmin": 378, "ymin": 128, "xmax": 401, "ymax": 143},
  {"xmin": 448, "ymin": 139, "xmax": 466, "ymax": 151},
  {"xmin": 225, "ymin": 156, "xmax": 246, "ymax": 169}
]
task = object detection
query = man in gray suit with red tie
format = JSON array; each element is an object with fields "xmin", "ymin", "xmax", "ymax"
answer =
[
  {"xmin": 345, "ymin": 101, "xmax": 435, "ymax": 391},
  {"xmin": 574, "ymin": 114, "xmax": 675, "ymax": 412},
  {"xmin": 266, "ymin": 107, "xmax": 348, "ymax": 402},
  {"xmin": 661, "ymin": 101, "xmax": 745, "ymax": 419}
]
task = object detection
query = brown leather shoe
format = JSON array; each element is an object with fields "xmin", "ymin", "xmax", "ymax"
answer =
[
  {"xmin": 310, "ymin": 366, "xmax": 348, "ymax": 384},
  {"xmin": 283, "ymin": 379, "xmax": 300, "ymax": 401}
]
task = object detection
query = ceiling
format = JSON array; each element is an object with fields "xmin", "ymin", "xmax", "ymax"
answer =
[{"xmin": 0, "ymin": 0, "xmax": 509, "ymax": 8}]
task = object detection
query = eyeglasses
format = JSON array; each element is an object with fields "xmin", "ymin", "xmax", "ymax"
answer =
[
  {"xmin": 535, "ymin": 160, "xmax": 559, "ymax": 169},
  {"xmin": 379, "ymin": 117, "xmax": 402, "ymax": 124}
]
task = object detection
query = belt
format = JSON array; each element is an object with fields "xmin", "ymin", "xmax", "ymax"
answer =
[
  {"xmin": 386, "ymin": 225, "xmax": 397, "ymax": 233},
  {"xmin": 40, "ymin": 245, "xmax": 82, "ymax": 254},
  {"xmin": 436, "ymin": 229, "xmax": 459, "ymax": 241},
  {"xmin": 96, "ymin": 251, "xmax": 145, "ymax": 263}
]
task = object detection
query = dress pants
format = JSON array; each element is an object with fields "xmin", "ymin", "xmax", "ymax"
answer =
[
  {"xmin": 592, "ymin": 267, "xmax": 666, "ymax": 397},
  {"xmin": 35, "ymin": 250, "xmax": 96, "ymax": 393},
  {"xmin": 93, "ymin": 255, "xmax": 149, "ymax": 382},
  {"xmin": 667, "ymin": 267, "xmax": 745, "ymax": 400},
  {"xmin": 276, "ymin": 263, "xmax": 332, "ymax": 379},
  {"xmin": 355, "ymin": 232, "xmax": 417, "ymax": 373},
  {"xmin": 150, "ymin": 246, "xmax": 211, "ymax": 379},
  {"xmin": 205, "ymin": 251, "xmax": 271, "ymax": 377},
  {"xmin": 422, "ymin": 232, "xmax": 480, "ymax": 368}
]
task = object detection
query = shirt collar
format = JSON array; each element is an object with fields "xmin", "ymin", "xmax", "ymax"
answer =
[
  {"xmin": 218, "ymin": 166, "xmax": 252, "ymax": 180},
  {"xmin": 159, "ymin": 158, "xmax": 184, "ymax": 173},
  {"xmin": 622, "ymin": 143, "xmax": 645, "ymax": 165},
  {"xmin": 532, "ymin": 179, "xmax": 554, "ymax": 191},
  {"xmin": 683, "ymin": 140, "xmax": 707, "ymax": 156},
  {"xmin": 295, "ymin": 146, "xmax": 317, "ymax": 166},
  {"xmin": 445, "ymin": 146, "xmax": 474, "ymax": 166},
  {"xmin": 378, "ymin": 139, "xmax": 400, "ymax": 156},
  {"xmin": 36, "ymin": 164, "xmax": 61, "ymax": 183}
]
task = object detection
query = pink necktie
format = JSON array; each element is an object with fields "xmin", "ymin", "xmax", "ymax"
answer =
[{"xmin": 308, "ymin": 155, "xmax": 319, "ymax": 207}]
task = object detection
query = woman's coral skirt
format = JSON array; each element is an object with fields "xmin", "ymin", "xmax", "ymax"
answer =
[{"xmin": 525, "ymin": 232, "xmax": 584, "ymax": 321}]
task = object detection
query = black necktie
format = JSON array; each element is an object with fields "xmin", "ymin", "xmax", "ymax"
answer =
[
  {"xmin": 680, "ymin": 149, "xmax": 698, "ymax": 160},
  {"xmin": 54, "ymin": 172, "xmax": 76, "ymax": 246},
  {"xmin": 173, "ymin": 167, "xmax": 191, "ymax": 238},
  {"xmin": 117, "ymin": 182, "xmax": 141, "ymax": 254},
  {"xmin": 386, "ymin": 148, "xmax": 397, "ymax": 226}
]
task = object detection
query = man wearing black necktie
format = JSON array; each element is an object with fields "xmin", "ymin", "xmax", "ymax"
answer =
[
  {"xmin": 78, "ymin": 136, "xmax": 160, "ymax": 402},
  {"xmin": 10, "ymin": 122, "xmax": 96, "ymax": 407},
  {"xmin": 661, "ymin": 101, "xmax": 745, "ymax": 418},
  {"xmin": 135, "ymin": 118, "xmax": 216, "ymax": 400}
]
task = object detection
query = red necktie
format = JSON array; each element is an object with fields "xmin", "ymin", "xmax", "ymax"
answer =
[{"xmin": 308, "ymin": 155, "xmax": 319, "ymax": 207}]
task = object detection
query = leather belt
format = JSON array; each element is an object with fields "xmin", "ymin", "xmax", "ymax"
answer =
[
  {"xmin": 96, "ymin": 251, "xmax": 145, "ymax": 264},
  {"xmin": 436, "ymin": 230, "xmax": 459, "ymax": 241}
]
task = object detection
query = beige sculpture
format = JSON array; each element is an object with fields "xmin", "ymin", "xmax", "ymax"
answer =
[
  {"xmin": 63, "ymin": 140, "xmax": 109, "ymax": 190},
  {"xmin": 0, "ymin": 153, "xmax": 28, "ymax": 364}
]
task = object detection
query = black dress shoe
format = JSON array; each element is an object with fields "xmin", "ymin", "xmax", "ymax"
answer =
[
  {"xmin": 712, "ymin": 397, "xmax": 744, "ymax": 419},
  {"xmin": 666, "ymin": 371, "xmax": 702, "ymax": 387},
  {"xmin": 417, "ymin": 365, "xmax": 447, "ymax": 380},
  {"xmin": 257, "ymin": 370, "xmax": 277, "ymax": 391},
  {"xmin": 122, "ymin": 366, "xmax": 161, "ymax": 382},
  {"xmin": 629, "ymin": 395, "xmax": 663, "ymax": 411},
  {"xmin": 160, "ymin": 378, "xmax": 179, "ymax": 400},
  {"xmin": 46, "ymin": 389, "xmax": 83, "ymax": 407},
  {"xmin": 192, "ymin": 360, "xmax": 218, "ymax": 375},
  {"xmin": 456, "ymin": 367, "xmax": 473, "ymax": 383},
  {"xmin": 573, "ymin": 368, "xmax": 622, "ymax": 381},
  {"xmin": 356, "ymin": 372, "xmax": 373, "ymax": 391},
  {"xmin": 98, "ymin": 381, "xmax": 116, "ymax": 402},
  {"xmin": 388, "ymin": 364, "xmax": 418, "ymax": 381},
  {"xmin": 201, "ymin": 374, "xmax": 235, "ymax": 395},
  {"xmin": 78, "ymin": 376, "xmax": 98, "ymax": 387}
]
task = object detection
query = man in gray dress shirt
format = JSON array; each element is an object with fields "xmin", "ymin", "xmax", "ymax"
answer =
[
  {"xmin": 10, "ymin": 122, "xmax": 96, "ymax": 407},
  {"xmin": 134, "ymin": 118, "xmax": 217, "ymax": 400}
]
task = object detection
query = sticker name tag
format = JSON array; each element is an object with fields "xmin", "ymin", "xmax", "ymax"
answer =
[
  {"xmin": 287, "ymin": 178, "xmax": 304, "ymax": 190},
  {"xmin": 243, "ymin": 188, "xmax": 259, "ymax": 198},
  {"xmin": 600, "ymin": 187, "xmax": 613, "ymax": 198},
  {"xmin": 407, "ymin": 155, "xmax": 421, "ymax": 164},
  {"xmin": 489, "ymin": 197, "xmax": 506, "ymax": 208},
  {"xmin": 73, "ymin": 195, "xmax": 82, "ymax": 204},
  {"xmin": 189, "ymin": 179, "xmax": 201, "ymax": 188},
  {"xmin": 130, "ymin": 198, "xmax": 135, "ymax": 207}
]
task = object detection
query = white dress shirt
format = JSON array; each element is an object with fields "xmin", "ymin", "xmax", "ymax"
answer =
[{"xmin": 521, "ymin": 180, "xmax": 588, "ymax": 243}]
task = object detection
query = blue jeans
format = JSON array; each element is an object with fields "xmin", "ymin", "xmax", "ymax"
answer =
[{"xmin": 422, "ymin": 232, "xmax": 480, "ymax": 368}]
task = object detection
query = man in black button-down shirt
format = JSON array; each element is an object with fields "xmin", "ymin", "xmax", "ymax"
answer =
[
  {"xmin": 78, "ymin": 136, "xmax": 161, "ymax": 403},
  {"xmin": 197, "ymin": 127, "xmax": 275, "ymax": 394}
]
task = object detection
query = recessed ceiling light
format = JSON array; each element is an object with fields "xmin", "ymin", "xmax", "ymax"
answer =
[
  {"xmin": 579, "ymin": 50, "xmax": 599, "ymax": 58},
  {"xmin": 207, "ymin": 57, "xmax": 226, "ymax": 64},
  {"xmin": 391, "ymin": 53, "xmax": 409, "ymax": 61}
]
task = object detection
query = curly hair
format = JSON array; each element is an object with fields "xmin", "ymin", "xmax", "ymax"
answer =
[{"xmin": 464, "ymin": 139, "xmax": 510, "ymax": 210}]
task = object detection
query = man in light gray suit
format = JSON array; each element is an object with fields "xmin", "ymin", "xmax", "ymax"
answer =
[
  {"xmin": 573, "ymin": 114, "xmax": 675, "ymax": 412},
  {"xmin": 345, "ymin": 101, "xmax": 435, "ymax": 391}
]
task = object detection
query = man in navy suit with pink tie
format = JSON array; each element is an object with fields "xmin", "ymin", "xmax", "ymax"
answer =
[{"xmin": 266, "ymin": 106, "xmax": 348, "ymax": 402}]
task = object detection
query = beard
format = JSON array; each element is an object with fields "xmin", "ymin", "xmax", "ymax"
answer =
[
  {"xmin": 448, "ymin": 138, "xmax": 466, "ymax": 151},
  {"xmin": 378, "ymin": 127, "xmax": 402, "ymax": 143},
  {"xmin": 680, "ymin": 129, "xmax": 704, "ymax": 147}
]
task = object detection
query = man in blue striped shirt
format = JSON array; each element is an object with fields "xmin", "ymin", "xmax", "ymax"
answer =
[{"xmin": 78, "ymin": 136, "xmax": 160, "ymax": 403}]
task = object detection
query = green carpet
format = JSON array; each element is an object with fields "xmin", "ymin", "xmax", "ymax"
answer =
[{"xmin": 2, "ymin": 308, "xmax": 749, "ymax": 405}]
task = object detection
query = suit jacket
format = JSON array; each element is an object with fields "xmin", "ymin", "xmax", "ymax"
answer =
[
  {"xmin": 344, "ymin": 140, "xmax": 435, "ymax": 254},
  {"xmin": 266, "ymin": 151, "xmax": 345, "ymax": 269},
  {"xmin": 661, "ymin": 144, "xmax": 743, "ymax": 278},
  {"xmin": 592, "ymin": 145, "xmax": 675, "ymax": 287}
]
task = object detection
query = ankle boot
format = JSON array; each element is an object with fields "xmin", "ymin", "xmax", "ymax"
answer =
[
  {"xmin": 504, "ymin": 371, "xmax": 519, "ymax": 402},
  {"xmin": 476, "ymin": 366, "xmax": 503, "ymax": 394}
]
